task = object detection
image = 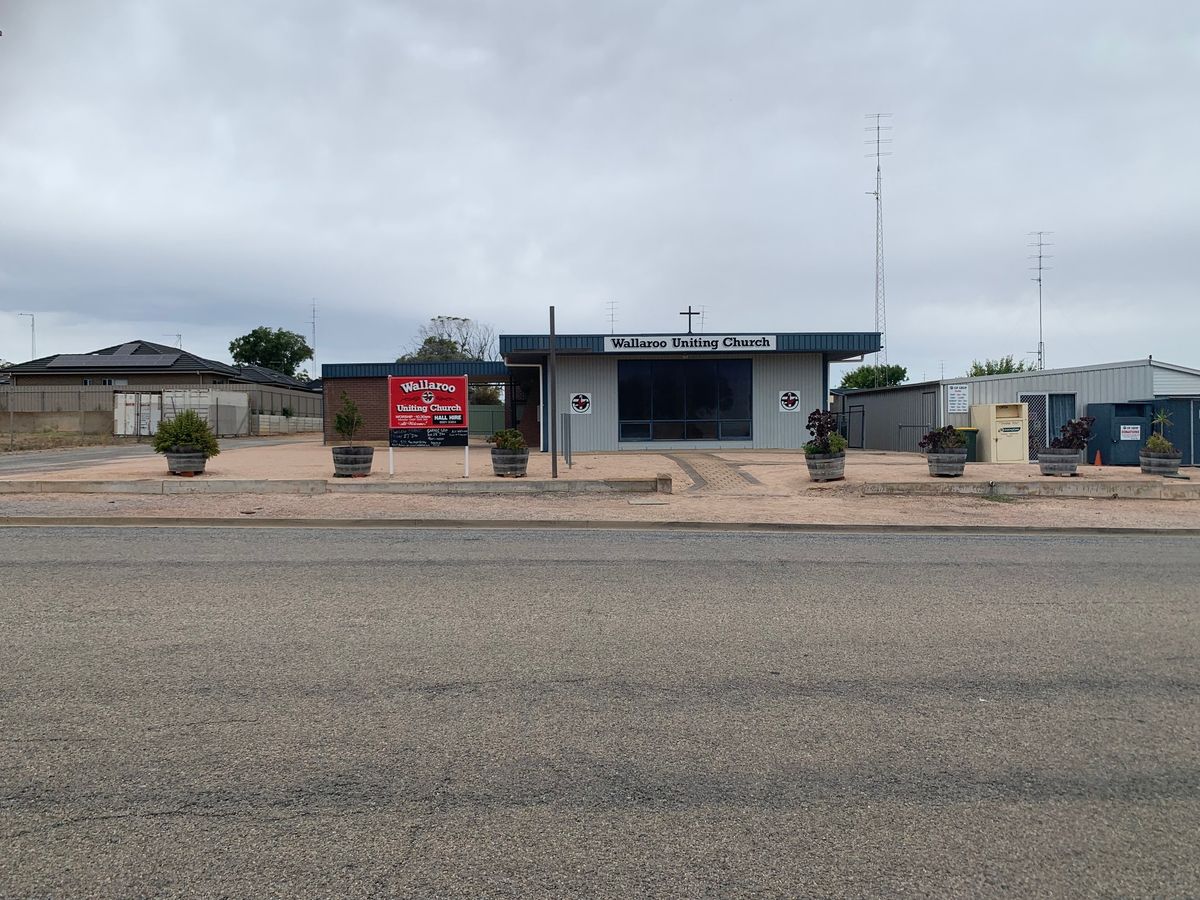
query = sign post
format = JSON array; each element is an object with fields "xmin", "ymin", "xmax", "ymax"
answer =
[{"xmin": 387, "ymin": 375, "xmax": 471, "ymax": 478}]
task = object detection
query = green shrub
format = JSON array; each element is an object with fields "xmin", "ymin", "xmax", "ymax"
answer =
[
  {"xmin": 491, "ymin": 428, "xmax": 527, "ymax": 451},
  {"xmin": 151, "ymin": 409, "xmax": 220, "ymax": 458},
  {"xmin": 1145, "ymin": 432, "xmax": 1175, "ymax": 454},
  {"xmin": 334, "ymin": 393, "xmax": 364, "ymax": 445}
]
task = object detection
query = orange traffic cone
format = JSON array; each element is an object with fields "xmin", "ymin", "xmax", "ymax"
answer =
[{"xmin": 1093, "ymin": 450, "xmax": 1102, "ymax": 466}]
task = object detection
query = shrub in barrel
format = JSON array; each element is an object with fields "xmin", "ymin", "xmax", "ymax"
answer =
[
  {"xmin": 919, "ymin": 425, "xmax": 967, "ymax": 477},
  {"xmin": 803, "ymin": 409, "xmax": 847, "ymax": 482},
  {"xmin": 490, "ymin": 428, "xmax": 529, "ymax": 477},
  {"xmin": 152, "ymin": 409, "xmax": 220, "ymax": 476},
  {"xmin": 1140, "ymin": 410, "xmax": 1182, "ymax": 476},
  {"xmin": 1038, "ymin": 416, "xmax": 1095, "ymax": 476}
]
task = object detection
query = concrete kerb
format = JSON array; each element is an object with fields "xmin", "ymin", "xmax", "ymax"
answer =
[
  {"xmin": 863, "ymin": 480, "xmax": 1198, "ymax": 501},
  {"xmin": 0, "ymin": 475, "xmax": 671, "ymax": 496}
]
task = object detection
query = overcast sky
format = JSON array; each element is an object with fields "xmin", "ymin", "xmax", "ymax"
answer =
[{"xmin": 2, "ymin": 1, "xmax": 1197, "ymax": 382}]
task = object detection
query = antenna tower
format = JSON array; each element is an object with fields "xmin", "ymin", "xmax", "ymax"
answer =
[
  {"xmin": 163, "ymin": 333, "xmax": 182, "ymax": 349},
  {"xmin": 604, "ymin": 301, "xmax": 618, "ymax": 334},
  {"xmin": 698, "ymin": 305, "xmax": 708, "ymax": 333},
  {"xmin": 309, "ymin": 300, "xmax": 318, "ymax": 374},
  {"xmin": 1027, "ymin": 232, "xmax": 1053, "ymax": 370},
  {"xmin": 865, "ymin": 113, "xmax": 892, "ymax": 386}
]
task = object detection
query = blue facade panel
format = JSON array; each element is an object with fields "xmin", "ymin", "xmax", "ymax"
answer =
[{"xmin": 323, "ymin": 361, "xmax": 509, "ymax": 379}]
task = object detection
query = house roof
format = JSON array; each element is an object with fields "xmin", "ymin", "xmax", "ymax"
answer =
[
  {"xmin": 5, "ymin": 339, "xmax": 319, "ymax": 391},
  {"xmin": 8, "ymin": 340, "xmax": 243, "ymax": 378}
]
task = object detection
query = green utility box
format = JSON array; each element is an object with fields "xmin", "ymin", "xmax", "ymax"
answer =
[{"xmin": 955, "ymin": 427, "xmax": 979, "ymax": 463}]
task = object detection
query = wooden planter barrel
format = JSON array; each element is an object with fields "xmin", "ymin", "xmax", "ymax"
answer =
[
  {"xmin": 805, "ymin": 451, "xmax": 845, "ymax": 482},
  {"xmin": 1140, "ymin": 450, "xmax": 1182, "ymax": 476},
  {"xmin": 927, "ymin": 449, "xmax": 968, "ymax": 477},
  {"xmin": 1037, "ymin": 448, "xmax": 1082, "ymax": 477},
  {"xmin": 491, "ymin": 448, "xmax": 529, "ymax": 477},
  {"xmin": 331, "ymin": 446, "xmax": 374, "ymax": 478},
  {"xmin": 164, "ymin": 450, "xmax": 207, "ymax": 476}
]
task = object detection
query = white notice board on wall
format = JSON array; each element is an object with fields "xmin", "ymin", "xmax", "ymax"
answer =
[{"xmin": 946, "ymin": 384, "xmax": 970, "ymax": 414}]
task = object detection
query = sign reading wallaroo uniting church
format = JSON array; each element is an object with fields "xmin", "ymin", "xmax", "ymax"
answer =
[
  {"xmin": 387, "ymin": 375, "xmax": 469, "ymax": 447},
  {"xmin": 604, "ymin": 335, "xmax": 776, "ymax": 353}
]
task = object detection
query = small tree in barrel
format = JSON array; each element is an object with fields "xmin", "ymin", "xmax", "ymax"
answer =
[{"xmin": 334, "ymin": 392, "xmax": 364, "ymax": 447}]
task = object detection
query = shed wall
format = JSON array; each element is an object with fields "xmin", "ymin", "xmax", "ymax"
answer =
[
  {"xmin": 1152, "ymin": 366, "xmax": 1200, "ymax": 396},
  {"xmin": 942, "ymin": 363, "xmax": 1154, "ymax": 427}
]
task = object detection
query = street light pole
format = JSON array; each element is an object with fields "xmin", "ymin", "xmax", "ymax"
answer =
[{"xmin": 17, "ymin": 313, "xmax": 35, "ymax": 360}]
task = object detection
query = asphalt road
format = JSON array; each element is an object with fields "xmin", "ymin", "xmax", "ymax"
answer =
[
  {"xmin": 0, "ymin": 436, "xmax": 315, "ymax": 475},
  {"xmin": 1, "ymin": 527, "xmax": 1197, "ymax": 898}
]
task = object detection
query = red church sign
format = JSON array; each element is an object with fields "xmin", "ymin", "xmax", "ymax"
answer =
[{"xmin": 387, "ymin": 375, "xmax": 469, "ymax": 447}]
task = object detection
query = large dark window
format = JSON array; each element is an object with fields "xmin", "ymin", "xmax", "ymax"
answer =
[{"xmin": 618, "ymin": 359, "xmax": 752, "ymax": 442}]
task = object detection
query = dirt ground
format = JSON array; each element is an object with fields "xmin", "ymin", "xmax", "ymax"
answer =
[{"xmin": 1, "ymin": 438, "xmax": 1196, "ymax": 529}]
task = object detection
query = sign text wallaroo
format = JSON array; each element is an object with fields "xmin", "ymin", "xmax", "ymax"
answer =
[
  {"xmin": 387, "ymin": 376, "xmax": 469, "ymax": 447},
  {"xmin": 604, "ymin": 335, "xmax": 776, "ymax": 353}
]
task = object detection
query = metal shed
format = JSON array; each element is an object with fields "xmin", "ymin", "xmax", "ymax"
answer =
[{"xmin": 831, "ymin": 358, "xmax": 1200, "ymax": 463}]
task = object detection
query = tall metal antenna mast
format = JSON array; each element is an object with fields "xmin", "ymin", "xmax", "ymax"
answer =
[
  {"xmin": 1027, "ymin": 232, "xmax": 1053, "ymax": 370},
  {"xmin": 866, "ymin": 114, "xmax": 892, "ymax": 386},
  {"xmin": 604, "ymin": 301, "xmax": 618, "ymax": 334},
  {"xmin": 162, "ymin": 333, "xmax": 182, "ymax": 348},
  {"xmin": 309, "ymin": 300, "xmax": 318, "ymax": 376},
  {"xmin": 698, "ymin": 305, "xmax": 707, "ymax": 333}
]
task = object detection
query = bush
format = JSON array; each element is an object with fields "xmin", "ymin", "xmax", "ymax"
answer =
[
  {"xmin": 491, "ymin": 428, "xmax": 527, "ymax": 451},
  {"xmin": 1048, "ymin": 416, "xmax": 1095, "ymax": 451},
  {"xmin": 803, "ymin": 409, "xmax": 847, "ymax": 456},
  {"xmin": 334, "ymin": 393, "xmax": 364, "ymax": 445},
  {"xmin": 918, "ymin": 426, "xmax": 965, "ymax": 453},
  {"xmin": 151, "ymin": 409, "xmax": 220, "ymax": 458},
  {"xmin": 1145, "ymin": 432, "xmax": 1176, "ymax": 454}
]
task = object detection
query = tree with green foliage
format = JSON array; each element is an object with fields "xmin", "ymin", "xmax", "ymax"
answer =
[
  {"xmin": 967, "ymin": 355, "xmax": 1032, "ymax": 376},
  {"xmin": 839, "ymin": 364, "xmax": 908, "ymax": 389},
  {"xmin": 229, "ymin": 327, "xmax": 313, "ymax": 377}
]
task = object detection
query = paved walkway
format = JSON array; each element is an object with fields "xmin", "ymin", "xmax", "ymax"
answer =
[{"xmin": 666, "ymin": 453, "xmax": 761, "ymax": 493}]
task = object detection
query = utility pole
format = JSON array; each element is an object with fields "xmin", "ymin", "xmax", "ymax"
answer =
[
  {"xmin": 866, "ymin": 114, "xmax": 892, "ymax": 387},
  {"xmin": 17, "ymin": 313, "xmax": 35, "ymax": 360},
  {"xmin": 1028, "ymin": 232, "xmax": 1053, "ymax": 370}
]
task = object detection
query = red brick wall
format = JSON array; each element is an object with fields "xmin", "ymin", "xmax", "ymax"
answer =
[{"xmin": 323, "ymin": 378, "xmax": 391, "ymax": 444}]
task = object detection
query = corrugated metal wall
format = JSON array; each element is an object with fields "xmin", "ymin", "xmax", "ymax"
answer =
[
  {"xmin": 555, "ymin": 356, "xmax": 619, "ymax": 450},
  {"xmin": 751, "ymin": 354, "xmax": 824, "ymax": 449},
  {"xmin": 942, "ymin": 363, "xmax": 1154, "ymax": 427},
  {"xmin": 1152, "ymin": 365, "xmax": 1200, "ymax": 396},
  {"xmin": 835, "ymin": 362, "xmax": 1163, "ymax": 452},
  {"xmin": 843, "ymin": 383, "xmax": 941, "ymax": 452}
]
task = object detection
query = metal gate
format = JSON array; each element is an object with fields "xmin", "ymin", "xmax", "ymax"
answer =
[{"xmin": 1020, "ymin": 393, "xmax": 1048, "ymax": 461}]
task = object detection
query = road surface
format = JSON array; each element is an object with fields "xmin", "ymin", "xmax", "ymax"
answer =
[{"xmin": 1, "ymin": 527, "xmax": 1197, "ymax": 898}]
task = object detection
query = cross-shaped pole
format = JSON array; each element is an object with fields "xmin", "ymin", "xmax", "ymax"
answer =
[{"xmin": 679, "ymin": 305, "xmax": 700, "ymax": 335}]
